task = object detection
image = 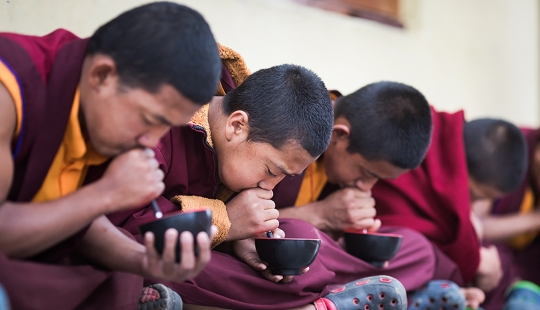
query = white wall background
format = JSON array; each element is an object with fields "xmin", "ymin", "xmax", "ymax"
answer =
[{"xmin": 1, "ymin": 0, "xmax": 538, "ymax": 126}]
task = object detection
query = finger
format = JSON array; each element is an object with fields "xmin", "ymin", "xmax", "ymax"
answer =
[
  {"xmin": 261, "ymin": 200, "xmax": 276, "ymax": 210},
  {"xmin": 193, "ymin": 231, "xmax": 212, "ymax": 273},
  {"xmin": 301, "ymin": 266, "xmax": 310, "ymax": 274},
  {"xmin": 261, "ymin": 269, "xmax": 283, "ymax": 283},
  {"xmin": 242, "ymin": 251, "xmax": 267, "ymax": 271},
  {"xmin": 355, "ymin": 197, "xmax": 376, "ymax": 209},
  {"xmin": 154, "ymin": 168, "xmax": 165, "ymax": 182},
  {"xmin": 143, "ymin": 232, "xmax": 161, "ymax": 273},
  {"xmin": 210, "ymin": 225, "xmax": 218, "ymax": 240},
  {"xmin": 349, "ymin": 218, "xmax": 376, "ymax": 231},
  {"xmin": 148, "ymin": 157, "xmax": 159, "ymax": 170},
  {"xmin": 366, "ymin": 219, "xmax": 382, "ymax": 232},
  {"xmin": 345, "ymin": 187, "xmax": 371, "ymax": 198},
  {"xmin": 156, "ymin": 181, "xmax": 165, "ymax": 197},
  {"xmin": 264, "ymin": 208, "xmax": 279, "ymax": 220},
  {"xmin": 262, "ymin": 219, "xmax": 280, "ymax": 233},
  {"xmin": 256, "ymin": 188, "xmax": 274, "ymax": 200},
  {"xmin": 272, "ymin": 228, "xmax": 285, "ymax": 239},
  {"xmin": 350, "ymin": 207, "xmax": 376, "ymax": 220},
  {"xmin": 144, "ymin": 147, "xmax": 155, "ymax": 158},
  {"xmin": 462, "ymin": 287, "xmax": 485, "ymax": 308},
  {"xmin": 282, "ymin": 275, "xmax": 294, "ymax": 283},
  {"xmin": 162, "ymin": 228, "xmax": 178, "ymax": 275},
  {"xmin": 178, "ymin": 231, "xmax": 196, "ymax": 273}
]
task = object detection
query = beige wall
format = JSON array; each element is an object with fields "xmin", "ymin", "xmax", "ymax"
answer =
[{"xmin": 1, "ymin": 0, "xmax": 538, "ymax": 126}]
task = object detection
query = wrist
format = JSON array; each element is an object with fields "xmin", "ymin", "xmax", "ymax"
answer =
[
  {"xmin": 85, "ymin": 180, "xmax": 116, "ymax": 214},
  {"xmin": 309, "ymin": 201, "xmax": 330, "ymax": 231}
]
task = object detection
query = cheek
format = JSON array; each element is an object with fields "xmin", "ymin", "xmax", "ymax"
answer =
[{"xmin": 221, "ymin": 157, "xmax": 263, "ymax": 190}]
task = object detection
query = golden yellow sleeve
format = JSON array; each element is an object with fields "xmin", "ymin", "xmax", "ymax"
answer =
[{"xmin": 170, "ymin": 195, "xmax": 231, "ymax": 248}]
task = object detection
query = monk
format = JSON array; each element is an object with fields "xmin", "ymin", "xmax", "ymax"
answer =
[
  {"xmin": 372, "ymin": 116, "xmax": 528, "ymax": 309},
  {"xmin": 0, "ymin": 2, "xmax": 222, "ymax": 310},
  {"xmin": 110, "ymin": 63, "xmax": 411, "ymax": 310},
  {"xmin": 472, "ymin": 127, "xmax": 540, "ymax": 301}
]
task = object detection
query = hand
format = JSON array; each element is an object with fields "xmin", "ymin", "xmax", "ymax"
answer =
[
  {"xmin": 233, "ymin": 228, "xmax": 309, "ymax": 283},
  {"xmin": 462, "ymin": 287, "xmax": 485, "ymax": 309},
  {"xmin": 474, "ymin": 245, "xmax": 502, "ymax": 292},
  {"xmin": 469, "ymin": 209, "xmax": 484, "ymax": 241},
  {"xmin": 141, "ymin": 225, "xmax": 217, "ymax": 282},
  {"xmin": 316, "ymin": 187, "xmax": 380, "ymax": 232},
  {"xmin": 226, "ymin": 188, "xmax": 279, "ymax": 241},
  {"xmin": 97, "ymin": 148, "xmax": 165, "ymax": 213}
]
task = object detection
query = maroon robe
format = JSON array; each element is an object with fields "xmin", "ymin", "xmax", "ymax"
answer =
[
  {"xmin": 492, "ymin": 128, "xmax": 540, "ymax": 286},
  {"xmin": 372, "ymin": 109, "xmax": 516, "ymax": 310},
  {"xmin": 272, "ymin": 169, "xmax": 463, "ymax": 291},
  {"xmin": 110, "ymin": 82, "xmax": 455, "ymax": 308},
  {"xmin": 0, "ymin": 29, "xmax": 142, "ymax": 310}
]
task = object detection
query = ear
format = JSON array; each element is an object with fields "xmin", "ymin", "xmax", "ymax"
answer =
[
  {"xmin": 224, "ymin": 110, "xmax": 249, "ymax": 142},
  {"xmin": 332, "ymin": 124, "xmax": 350, "ymax": 140},
  {"xmin": 86, "ymin": 55, "xmax": 118, "ymax": 92}
]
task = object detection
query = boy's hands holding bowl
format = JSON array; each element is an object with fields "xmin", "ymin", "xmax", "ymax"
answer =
[
  {"xmin": 233, "ymin": 228, "xmax": 309, "ymax": 283},
  {"xmin": 141, "ymin": 225, "xmax": 217, "ymax": 282}
]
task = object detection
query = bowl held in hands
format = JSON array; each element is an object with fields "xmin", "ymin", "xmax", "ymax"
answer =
[
  {"xmin": 343, "ymin": 230, "xmax": 402, "ymax": 267},
  {"xmin": 138, "ymin": 208, "xmax": 212, "ymax": 263},
  {"xmin": 255, "ymin": 238, "xmax": 321, "ymax": 276}
]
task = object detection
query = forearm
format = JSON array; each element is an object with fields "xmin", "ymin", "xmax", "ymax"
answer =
[
  {"xmin": 0, "ymin": 181, "xmax": 113, "ymax": 258},
  {"xmin": 77, "ymin": 215, "xmax": 145, "ymax": 275},
  {"xmin": 278, "ymin": 203, "xmax": 326, "ymax": 230},
  {"xmin": 482, "ymin": 213, "xmax": 540, "ymax": 242}
]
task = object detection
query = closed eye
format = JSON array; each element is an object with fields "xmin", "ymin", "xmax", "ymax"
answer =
[
  {"xmin": 142, "ymin": 114, "xmax": 155, "ymax": 126},
  {"xmin": 267, "ymin": 168, "xmax": 277, "ymax": 177}
]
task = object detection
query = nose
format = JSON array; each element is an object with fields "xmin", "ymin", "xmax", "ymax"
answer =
[
  {"xmin": 258, "ymin": 175, "xmax": 286, "ymax": 191},
  {"xmin": 137, "ymin": 127, "xmax": 170, "ymax": 149},
  {"xmin": 355, "ymin": 177, "xmax": 379, "ymax": 192}
]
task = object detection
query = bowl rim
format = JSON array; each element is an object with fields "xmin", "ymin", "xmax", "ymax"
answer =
[
  {"xmin": 139, "ymin": 208, "xmax": 211, "ymax": 227},
  {"xmin": 343, "ymin": 229, "xmax": 403, "ymax": 238}
]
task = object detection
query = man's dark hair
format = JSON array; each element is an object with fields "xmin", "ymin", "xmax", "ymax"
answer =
[
  {"xmin": 86, "ymin": 2, "xmax": 221, "ymax": 105},
  {"xmin": 222, "ymin": 64, "xmax": 333, "ymax": 157},
  {"xmin": 464, "ymin": 118, "xmax": 527, "ymax": 193},
  {"xmin": 334, "ymin": 81, "xmax": 432, "ymax": 169}
]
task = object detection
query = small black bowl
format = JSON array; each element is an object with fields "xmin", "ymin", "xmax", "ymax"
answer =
[
  {"xmin": 138, "ymin": 208, "xmax": 212, "ymax": 263},
  {"xmin": 343, "ymin": 230, "xmax": 402, "ymax": 267},
  {"xmin": 254, "ymin": 238, "xmax": 321, "ymax": 275}
]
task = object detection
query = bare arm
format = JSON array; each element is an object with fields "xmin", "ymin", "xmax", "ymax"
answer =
[
  {"xmin": 0, "ymin": 81, "xmax": 165, "ymax": 258},
  {"xmin": 472, "ymin": 199, "xmax": 540, "ymax": 242},
  {"xmin": 481, "ymin": 212, "xmax": 540, "ymax": 242},
  {"xmin": 278, "ymin": 202, "xmax": 327, "ymax": 230},
  {"xmin": 0, "ymin": 82, "xmax": 108, "ymax": 257},
  {"xmin": 78, "ymin": 215, "xmax": 214, "ymax": 282}
]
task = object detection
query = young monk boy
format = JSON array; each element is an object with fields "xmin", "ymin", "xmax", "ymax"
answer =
[
  {"xmin": 270, "ymin": 82, "xmax": 484, "ymax": 309},
  {"xmin": 0, "ymin": 3, "xmax": 222, "ymax": 309},
  {"xmin": 110, "ymin": 64, "xmax": 410, "ymax": 309},
  {"xmin": 472, "ymin": 126, "xmax": 540, "ymax": 308},
  {"xmin": 372, "ymin": 116, "xmax": 528, "ymax": 310}
]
